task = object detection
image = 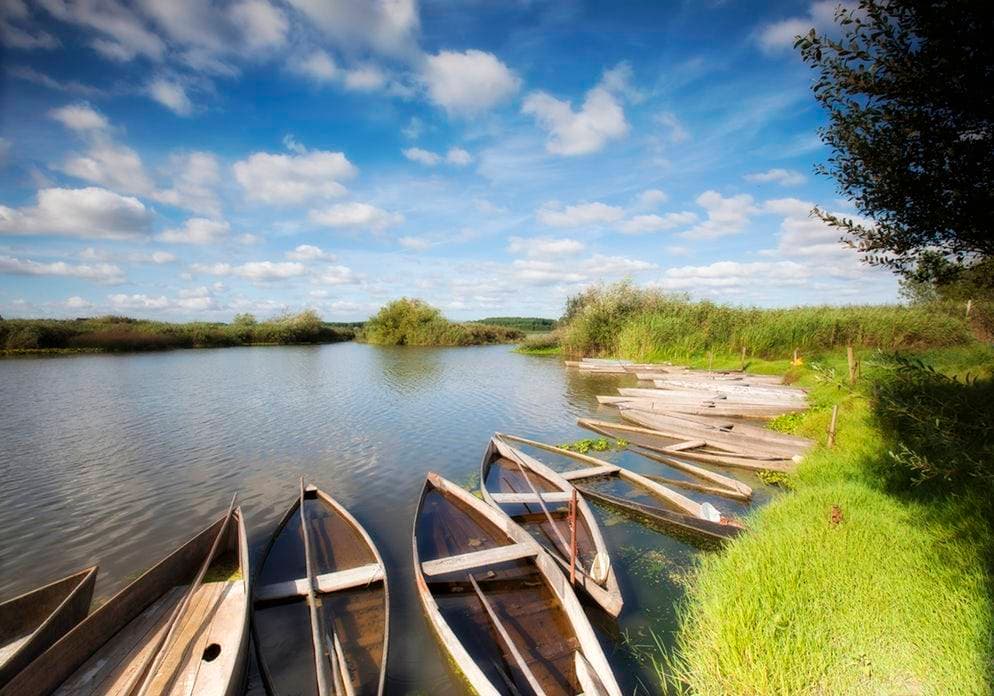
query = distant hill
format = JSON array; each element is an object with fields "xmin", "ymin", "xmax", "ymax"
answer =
[{"xmin": 471, "ymin": 317, "xmax": 557, "ymax": 332}]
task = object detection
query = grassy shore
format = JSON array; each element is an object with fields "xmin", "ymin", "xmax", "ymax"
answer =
[
  {"xmin": 651, "ymin": 346, "xmax": 994, "ymax": 694},
  {"xmin": 0, "ymin": 310, "xmax": 353, "ymax": 354},
  {"xmin": 357, "ymin": 298, "xmax": 524, "ymax": 346}
]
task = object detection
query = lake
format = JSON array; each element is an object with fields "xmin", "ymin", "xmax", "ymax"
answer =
[{"xmin": 0, "ymin": 343, "xmax": 772, "ymax": 694}]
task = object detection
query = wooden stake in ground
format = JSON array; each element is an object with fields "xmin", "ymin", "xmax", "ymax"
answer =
[
  {"xmin": 966, "ymin": 299, "xmax": 973, "ymax": 317},
  {"xmin": 740, "ymin": 346, "xmax": 747, "ymax": 370},
  {"xmin": 793, "ymin": 348, "xmax": 799, "ymax": 364},
  {"xmin": 827, "ymin": 404, "xmax": 839, "ymax": 449},
  {"xmin": 847, "ymin": 345, "xmax": 858, "ymax": 384}
]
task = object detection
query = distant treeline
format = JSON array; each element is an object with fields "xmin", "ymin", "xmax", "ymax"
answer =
[
  {"xmin": 357, "ymin": 299, "xmax": 524, "ymax": 346},
  {"xmin": 0, "ymin": 311, "xmax": 353, "ymax": 352},
  {"xmin": 470, "ymin": 317, "xmax": 556, "ymax": 332}
]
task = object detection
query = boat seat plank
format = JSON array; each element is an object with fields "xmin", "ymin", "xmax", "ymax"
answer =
[
  {"xmin": 0, "ymin": 636, "xmax": 32, "ymax": 667},
  {"xmin": 490, "ymin": 491, "xmax": 572, "ymax": 504},
  {"xmin": 560, "ymin": 465, "xmax": 620, "ymax": 481},
  {"xmin": 421, "ymin": 542, "xmax": 540, "ymax": 577},
  {"xmin": 255, "ymin": 563, "xmax": 384, "ymax": 602}
]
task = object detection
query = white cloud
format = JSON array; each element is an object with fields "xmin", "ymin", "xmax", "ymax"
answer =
[
  {"xmin": 309, "ymin": 202, "xmax": 403, "ymax": 232},
  {"xmin": 537, "ymin": 201, "xmax": 624, "ymax": 228},
  {"xmin": 599, "ymin": 62, "xmax": 645, "ymax": 103},
  {"xmin": 80, "ymin": 247, "xmax": 176, "ymax": 264},
  {"xmin": 108, "ymin": 293, "xmax": 171, "ymax": 310},
  {"xmin": 423, "ymin": 50, "xmax": 520, "ymax": 115},
  {"xmin": 233, "ymin": 149, "xmax": 357, "ymax": 204},
  {"xmin": 619, "ymin": 212, "xmax": 698, "ymax": 234},
  {"xmin": 59, "ymin": 139, "xmax": 154, "ymax": 196},
  {"xmin": 286, "ymin": 244, "xmax": 336, "ymax": 261},
  {"xmin": 158, "ymin": 217, "xmax": 230, "ymax": 245},
  {"xmin": 637, "ymin": 189, "xmax": 668, "ymax": 208},
  {"xmin": 316, "ymin": 265, "xmax": 358, "ymax": 285},
  {"xmin": 290, "ymin": 49, "xmax": 338, "ymax": 83},
  {"xmin": 0, "ymin": 254, "xmax": 125, "ymax": 283},
  {"xmin": 656, "ymin": 112, "xmax": 689, "ymax": 143},
  {"xmin": 446, "ymin": 147, "xmax": 472, "ymax": 166},
  {"xmin": 191, "ymin": 260, "xmax": 307, "ymax": 281},
  {"xmin": 148, "ymin": 78, "xmax": 193, "ymax": 116},
  {"xmin": 285, "ymin": 0, "xmax": 420, "ymax": 58},
  {"xmin": 764, "ymin": 197, "xmax": 867, "ymax": 260},
  {"xmin": 757, "ymin": 1, "xmax": 842, "ymax": 53},
  {"xmin": 39, "ymin": 0, "xmax": 166, "ymax": 62},
  {"xmin": 1, "ymin": 1, "xmax": 59, "ymax": 50},
  {"xmin": 48, "ymin": 103, "xmax": 108, "ymax": 131},
  {"xmin": 522, "ymin": 66, "xmax": 633, "ymax": 155},
  {"xmin": 679, "ymin": 191, "xmax": 759, "ymax": 239},
  {"xmin": 653, "ymin": 260, "xmax": 810, "ymax": 290},
  {"xmin": 402, "ymin": 147, "xmax": 441, "ymax": 166},
  {"xmin": 402, "ymin": 116, "xmax": 423, "ymax": 140},
  {"xmin": 228, "ymin": 0, "xmax": 288, "ymax": 50},
  {"xmin": 508, "ymin": 236, "xmax": 585, "ymax": 258},
  {"xmin": 0, "ymin": 187, "xmax": 151, "ymax": 240},
  {"xmin": 344, "ymin": 64, "xmax": 386, "ymax": 91},
  {"xmin": 512, "ymin": 254, "xmax": 654, "ymax": 286},
  {"xmin": 745, "ymin": 168, "xmax": 807, "ymax": 186},
  {"xmin": 398, "ymin": 236, "xmax": 432, "ymax": 252},
  {"xmin": 65, "ymin": 295, "xmax": 92, "ymax": 309},
  {"xmin": 153, "ymin": 151, "xmax": 222, "ymax": 216}
]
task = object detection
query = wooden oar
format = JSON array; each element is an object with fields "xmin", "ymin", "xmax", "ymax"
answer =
[
  {"xmin": 468, "ymin": 574, "xmax": 547, "ymax": 696},
  {"xmin": 126, "ymin": 493, "xmax": 237, "ymax": 696},
  {"xmin": 299, "ymin": 480, "xmax": 335, "ymax": 696}
]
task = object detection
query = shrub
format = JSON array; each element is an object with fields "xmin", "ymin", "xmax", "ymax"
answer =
[{"xmin": 359, "ymin": 299, "xmax": 523, "ymax": 346}]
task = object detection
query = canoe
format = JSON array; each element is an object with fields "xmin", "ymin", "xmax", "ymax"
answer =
[
  {"xmin": 494, "ymin": 434, "xmax": 745, "ymax": 541},
  {"xmin": 480, "ymin": 436, "xmax": 623, "ymax": 617},
  {"xmin": 0, "ymin": 566, "xmax": 97, "ymax": 688},
  {"xmin": 253, "ymin": 483, "xmax": 389, "ymax": 696},
  {"xmin": 413, "ymin": 472, "xmax": 622, "ymax": 696},
  {"xmin": 2, "ymin": 504, "xmax": 250, "ymax": 696},
  {"xmin": 651, "ymin": 379, "xmax": 807, "ymax": 402},
  {"xmin": 597, "ymin": 395, "xmax": 795, "ymax": 420}
]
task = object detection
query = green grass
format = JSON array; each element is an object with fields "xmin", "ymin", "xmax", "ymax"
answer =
[
  {"xmin": 0, "ymin": 310, "xmax": 353, "ymax": 353},
  {"xmin": 514, "ymin": 331, "xmax": 562, "ymax": 356},
  {"xmin": 659, "ymin": 346, "xmax": 994, "ymax": 695},
  {"xmin": 357, "ymin": 298, "xmax": 524, "ymax": 346}
]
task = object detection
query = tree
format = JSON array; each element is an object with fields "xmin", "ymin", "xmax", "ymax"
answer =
[{"xmin": 796, "ymin": 0, "xmax": 994, "ymax": 274}]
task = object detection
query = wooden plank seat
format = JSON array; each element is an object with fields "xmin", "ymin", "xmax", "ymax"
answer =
[
  {"xmin": 559, "ymin": 465, "xmax": 620, "ymax": 481},
  {"xmin": 489, "ymin": 491, "xmax": 572, "ymax": 504},
  {"xmin": 420, "ymin": 541, "xmax": 541, "ymax": 577},
  {"xmin": 255, "ymin": 563, "xmax": 385, "ymax": 603}
]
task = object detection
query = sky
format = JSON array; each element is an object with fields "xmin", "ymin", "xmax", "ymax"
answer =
[{"xmin": 0, "ymin": 0, "xmax": 899, "ymax": 322}]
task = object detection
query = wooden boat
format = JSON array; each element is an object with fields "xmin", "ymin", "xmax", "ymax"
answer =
[
  {"xmin": 413, "ymin": 472, "xmax": 622, "ymax": 696},
  {"xmin": 253, "ymin": 483, "xmax": 389, "ymax": 696},
  {"xmin": 597, "ymin": 395, "xmax": 796, "ymax": 420},
  {"xmin": 0, "ymin": 566, "xmax": 97, "ymax": 688},
  {"xmin": 578, "ymin": 418, "xmax": 795, "ymax": 472},
  {"xmin": 617, "ymin": 387, "xmax": 807, "ymax": 412},
  {"xmin": 634, "ymin": 372, "xmax": 786, "ymax": 385},
  {"xmin": 651, "ymin": 378, "xmax": 807, "ymax": 402},
  {"xmin": 479, "ymin": 436, "xmax": 623, "ymax": 617},
  {"xmin": 2, "ymin": 502, "xmax": 250, "ymax": 696},
  {"xmin": 494, "ymin": 434, "xmax": 744, "ymax": 542}
]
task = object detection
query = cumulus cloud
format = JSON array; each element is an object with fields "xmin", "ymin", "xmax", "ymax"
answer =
[
  {"xmin": 402, "ymin": 147, "xmax": 441, "ymax": 166},
  {"xmin": 522, "ymin": 65, "xmax": 634, "ymax": 155},
  {"xmin": 636, "ymin": 189, "xmax": 668, "ymax": 208},
  {"xmin": 423, "ymin": 49, "xmax": 520, "ymax": 115},
  {"xmin": 191, "ymin": 260, "xmax": 307, "ymax": 281},
  {"xmin": 446, "ymin": 148, "xmax": 472, "ymax": 165},
  {"xmin": 652, "ymin": 261, "xmax": 810, "ymax": 293},
  {"xmin": 512, "ymin": 254, "xmax": 654, "ymax": 286},
  {"xmin": 536, "ymin": 201, "xmax": 624, "ymax": 228},
  {"xmin": 290, "ymin": 49, "xmax": 338, "ymax": 83},
  {"xmin": 233, "ymin": 149, "xmax": 357, "ymax": 204},
  {"xmin": 48, "ymin": 103, "xmax": 108, "ymax": 131},
  {"xmin": 153, "ymin": 151, "xmax": 222, "ymax": 216},
  {"xmin": 316, "ymin": 265, "xmax": 358, "ymax": 285},
  {"xmin": 286, "ymin": 244, "xmax": 337, "ymax": 261},
  {"xmin": 619, "ymin": 212, "xmax": 698, "ymax": 234},
  {"xmin": 0, "ymin": 187, "xmax": 152, "ymax": 240},
  {"xmin": 764, "ymin": 197, "xmax": 868, "ymax": 261},
  {"xmin": 679, "ymin": 191, "xmax": 759, "ymax": 239},
  {"xmin": 398, "ymin": 236, "xmax": 432, "ymax": 251},
  {"xmin": 286, "ymin": 0, "xmax": 420, "ymax": 58},
  {"xmin": 309, "ymin": 202, "xmax": 403, "ymax": 232},
  {"xmin": 0, "ymin": 254, "xmax": 125, "ymax": 284},
  {"xmin": 80, "ymin": 247, "xmax": 176, "ymax": 264},
  {"xmin": 656, "ymin": 112, "xmax": 689, "ymax": 143},
  {"xmin": 508, "ymin": 236, "xmax": 585, "ymax": 258},
  {"xmin": 158, "ymin": 217, "xmax": 230, "ymax": 245},
  {"xmin": 745, "ymin": 168, "xmax": 806, "ymax": 186},
  {"xmin": 59, "ymin": 139, "xmax": 154, "ymax": 196},
  {"xmin": 343, "ymin": 64, "xmax": 387, "ymax": 91},
  {"xmin": 228, "ymin": 0, "xmax": 288, "ymax": 50},
  {"xmin": 757, "ymin": 1, "xmax": 842, "ymax": 53},
  {"xmin": 148, "ymin": 78, "xmax": 193, "ymax": 116}
]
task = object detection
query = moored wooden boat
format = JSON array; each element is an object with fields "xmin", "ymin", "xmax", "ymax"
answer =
[
  {"xmin": 0, "ymin": 566, "xmax": 97, "ymax": 688},
  {"xmin": 1, "ymin": 504, "xmax": 250, "ymax": 696},
  {"xmin": 597, "ymin": 394, "xmax": 795, "ymax": 419},
  {"xmin": 494, "ymin": 434, "xmax": 745, "ymax": 541},
  {"xmin": 413, "ymin": 472, "xmax": 622, "ymax": 696},
  {"xmin": 480, "ymin": 436, "xmax": 623, "ymax": 617},
  {"xmin": 253, "ymin": 483, "xmax": 389, "ymax": 696}
]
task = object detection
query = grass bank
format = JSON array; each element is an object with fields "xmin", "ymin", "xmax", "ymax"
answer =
[
  {"xmin": 657, "ymin": 346, "xmax": 994, "ymax": 694},
  {"xmin": 357, "ymin": 298, "xmax": 524, "ymax": 346},
  {"xmin": 550, "ymin": 282, "xmax": 977, "ymax": 360},
  {"xmin": 0, "ymin": 310, "xmax": 353, "ymax": 354}
]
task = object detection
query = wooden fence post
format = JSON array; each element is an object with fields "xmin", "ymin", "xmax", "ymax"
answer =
[
  {"xmin": 793, "ymin": 348, "xmax": 799, "ymax": 364},
  {"xmin": 966, "ymin": 299, "xmax": 973, "ymax": 318},
  {"xmin": 847, "ymin": 345, "xmax": 858, "ymax": 384},
  {"xmin": 827, "ymin": 404, "xmax": 839, "ymax": 448},
  {"xmin": 740, "ymin": 345, "xmax": 747, "ymax": 370}
]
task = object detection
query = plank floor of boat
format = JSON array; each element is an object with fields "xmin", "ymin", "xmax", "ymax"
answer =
[
  {"xmin": 487, "ymin": 457, "xmax": 597, "ymax": 570},
  {"xmin": 54, "ymin": 580, "xmax": 244, "ymax": 696},
  {"xmin": 418, "ymin": 487, "xmax": 580, "ymax": 695}
]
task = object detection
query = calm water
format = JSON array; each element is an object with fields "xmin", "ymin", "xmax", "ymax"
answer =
[{"xmin": 0, "ymin": 343, "xmax": 772, "ymax": 695}]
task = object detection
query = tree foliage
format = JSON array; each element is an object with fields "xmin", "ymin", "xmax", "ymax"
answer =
[{"xmin": 796, "ymin": 0, "xmax": 994, "ymax": 273}]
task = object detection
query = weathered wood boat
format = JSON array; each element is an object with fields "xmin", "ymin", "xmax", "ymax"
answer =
[
  {"xmin": 253, "ymin": 483, "xmax": 389, "ymax": 696},
  {"xmin": 479, "ymin": 436, "xmax": 623, "ymax": 617},
  {"xmin": 578, "ymin": 418, "xmax": 795, "ymax": 472},
  {"xmin": 651, "ymin": 378, "xmax": 807, "ymax": 402},
  {"xmin": 617, "ymin": 387, "xmax": 806, "ymax": 411},
  {"xmin": 0, "ymin": 566, "xmax": 97, "ymax": 688},
  {"xmin": 597, "ymin": 395, "xmax": 796, "ymax": 420},
  {"xmin": 1, "ymin": 503, "xmax": 250, "ymax": 696},
  {"xmin": 494, "ymin": 434, "xmax": 745, "ymax": 541},
  {"xmin": 413, "ymin": 472, "xmax": 622, "ymax": 696}
]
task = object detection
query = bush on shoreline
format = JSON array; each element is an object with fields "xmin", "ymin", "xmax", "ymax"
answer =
[
  {"xmin": 0, "ymin": 310, "xmax": 353, "ymax": 353},
  {"xmin": 357, "ymin": 298, "xmax": 524, "ymax": 346},
  {"xmin": 544, "ymin": 281, "xmax": 978, "ymax": 359}
]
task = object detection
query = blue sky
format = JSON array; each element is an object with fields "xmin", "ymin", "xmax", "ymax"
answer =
[{"xmin": 0, "ymin": 0, "xmax": 897, "ymax": 321}]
